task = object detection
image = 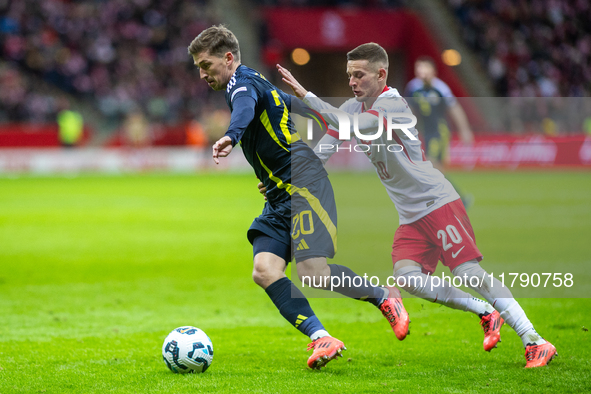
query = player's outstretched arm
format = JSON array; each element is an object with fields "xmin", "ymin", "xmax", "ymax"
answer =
[
  {"xmin": 213, "ymin": 95, "xmax": 256, "ymax": 164},
  {"xmin": 212, "ymin": 136, "xmax": 233, "ymax": 164},
  {"xmin": 302, "ymin": 91, "xmax": 381, "ymax": 136},
  {"xmin": 276, "ymin": 64, "xmax": 309, "ymax": 98},
  {"xmin": 276, "ymin": 63, "xmax": 347, "ymax": 130},
  {"xmin": 277, "ymin": 63, "xmax": 393, "ymax": 139}
]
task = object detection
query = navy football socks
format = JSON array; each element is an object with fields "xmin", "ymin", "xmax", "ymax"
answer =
[
  {"xmin": 328, "ymin": 264, "xmax": 386, "ymax": 307},
  {"xmin": 265, "ymin": 277, "xmax": 325, "ymax": 338}
]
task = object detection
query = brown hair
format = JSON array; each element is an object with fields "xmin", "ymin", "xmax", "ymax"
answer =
[
  {"xmin": 346, "ymin": 43, "xmax": 389, "ymax": 71},
  {"xmin": 188, "ymin": 25, "xmax": 241, "ymax": 61}
]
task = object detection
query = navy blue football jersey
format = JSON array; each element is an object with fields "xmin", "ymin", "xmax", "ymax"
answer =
[
  {"xmin": 224, "ymin": 65, "xmax": 327, "ymax": 204},
  {"xmin": 404, "ymin": 77, "xmax": 457, "ymax": 139}
]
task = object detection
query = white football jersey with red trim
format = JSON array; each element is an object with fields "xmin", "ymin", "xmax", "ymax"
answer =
[{"xmin": 309, "ymin": 87, "xmax": 459, "ymax": 224}]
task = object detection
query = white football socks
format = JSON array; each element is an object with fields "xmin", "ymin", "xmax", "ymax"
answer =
[
  {"xmin": 452, "ymin": 260, "xmax": 546, "ymax": 347},
  {"xmin": 466, "ymin": 297, "xmax": 495, "ymax": 317},
  {"xmin": 310, "ymin": 330, "xmax": 330, "ymax": 341},
  {"xmin": 495, "ymin": 298, "xmax": 546, "ymax": 347},
  {"xmin": 395, "ymin": 265, "xmax": 493, "ymax": 316}
]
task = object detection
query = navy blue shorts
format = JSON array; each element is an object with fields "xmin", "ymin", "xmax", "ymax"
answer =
[{"xmin": 247, "ymin": 176, "xmax": 337, "ymax": 263}]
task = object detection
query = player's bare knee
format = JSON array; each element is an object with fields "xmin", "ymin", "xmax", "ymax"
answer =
[
  {"xmin": 252, "ymin": 253, "xmax": 285, "ymax": 288},
  {"xmin": 251, "ymin": 266, "xmax": 267, "ymax": 287},
  {"xmin": 252, "ymin": 267, "xmax": 282, "ymax": 289}
]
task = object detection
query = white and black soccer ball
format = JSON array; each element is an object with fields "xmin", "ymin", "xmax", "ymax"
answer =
[{"xmin": 162, "ymin": 326, "xmax": 213, "ymax": 373}]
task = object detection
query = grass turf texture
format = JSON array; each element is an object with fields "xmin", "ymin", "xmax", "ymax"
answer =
[{"xmin": 0, "ymin": 171, "xmax": 590, "ymax": 393}]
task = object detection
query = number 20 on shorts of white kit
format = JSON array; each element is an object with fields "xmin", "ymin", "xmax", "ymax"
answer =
[
  {"xmin": 437, "ymin": 224, "xmax": 463, "ymax": 251},
  {"xmin": 292, "ymin": 210, "xmax": 314, "ymax": 239}
]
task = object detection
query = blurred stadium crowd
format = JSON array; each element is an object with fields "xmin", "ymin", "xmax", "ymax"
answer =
[
  {"xmin": 0, "ymin": 0, "xmax": 217, "ymax": 125},
  {"xmin": 0, "ymin": 0, "xmax": 589, "ymax": 144},
  {"xmin": 449, "ymin": 0, "xmax": 591, "ymax": 97},
  {"xmin": 254, "ymin": 0, "xmax": 405, "ymax": 6}
]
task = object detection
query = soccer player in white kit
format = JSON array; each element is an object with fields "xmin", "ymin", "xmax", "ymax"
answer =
[{"xmin": 275, "ymin": 43, "xmax": 556, "ymax": 368}]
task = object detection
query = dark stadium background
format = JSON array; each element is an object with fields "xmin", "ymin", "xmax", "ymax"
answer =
[{"xmin": 1, "ymin": 0, "xmax": 589, "ymax": 167}]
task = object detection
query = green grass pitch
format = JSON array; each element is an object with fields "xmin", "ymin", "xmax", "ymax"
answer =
[{"xmin": 1, "ymin": 171, "xmax": 590, "ymax": 393}]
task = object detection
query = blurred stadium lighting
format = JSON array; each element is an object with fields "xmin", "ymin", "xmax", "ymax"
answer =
[
  {"xmin": 291, "ymin": 48, "xmax": 311, "ymax": 66},
  {"xmin": 442, "ymin": 49, "xmax": 461, "ymax": 66}
]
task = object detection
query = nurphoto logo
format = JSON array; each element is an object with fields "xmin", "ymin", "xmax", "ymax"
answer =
[{"xmin": 304, "ymin": 108, "xmax": 418, "ymax": 153}]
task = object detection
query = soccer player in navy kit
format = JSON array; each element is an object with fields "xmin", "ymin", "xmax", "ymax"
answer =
[{"xmin": 188, "ymin": 26, "xmax": 409, "ymax": 369}]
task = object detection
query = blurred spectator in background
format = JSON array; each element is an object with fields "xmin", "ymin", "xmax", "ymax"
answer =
[
  {"xmin": 56, "ymin": 99, "xmax": 83, "ymax": 147},
  {"xmin": 447, "ymin": 0, "xmax": 591, "ymax": 98},
  {"xmin": 0, "ymin": 62, "xmax": 60, "ymax": 122},
  {"xmin": 254, "ymin": 0, "xmax": 406, "ymax": 7},
  {"xmin": 0, "ymin": 0, "xmax": 218, "ymax": 125},
  {"xmin": 202, "ymin": 107, "xmax": 231, "ymax": 144},
  {"xmin": 123, "ymin": 109, "xmax": 151, "ymax": 147},
  {"xmin": 186, "ymin": 119, "xmax": 208, "ymax": 148}
]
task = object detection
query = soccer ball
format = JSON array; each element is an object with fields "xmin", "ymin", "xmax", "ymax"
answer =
[{"xmin": 162, "ymin": 326, "xmax": 214, "ymax": 373}]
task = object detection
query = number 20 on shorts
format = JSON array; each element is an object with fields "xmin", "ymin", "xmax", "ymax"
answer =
[
  {"xmin": 292, "ymin": 210, "xmax": 314, "ymax": 239},
  {"xmin": 437, "ymin": 224, "xmax": 463, "ymax": 251}
]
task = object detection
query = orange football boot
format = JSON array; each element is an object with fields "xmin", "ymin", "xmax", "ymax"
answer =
[
  {"xmin": 306, "ymin": 336, "xmax": 346, "ymax": 370},
  {"xmin": 379, "ymin": 286, "xmax": 410, "ymax": 340},
  {"xmin": 525, "ymin": 342, "xmax": 557, "ymax": 368},
  {"xmin": 480, "ymin": 310, "xmax": 504, "ymax": 351}
]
